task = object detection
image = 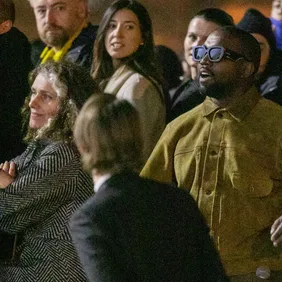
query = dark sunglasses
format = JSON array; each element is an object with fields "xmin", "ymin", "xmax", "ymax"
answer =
[{"xmin": 192, "ymin": 45, "xmax": 249, "ymax": 63}]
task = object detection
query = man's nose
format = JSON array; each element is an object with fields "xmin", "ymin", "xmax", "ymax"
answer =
[
  {"xmin": 45, "ymin": 9, "xmax": 55, "ymax": 24},
  {"xmin": 200, "ymin": 53, "xmax": 211, "ymax": 65}
]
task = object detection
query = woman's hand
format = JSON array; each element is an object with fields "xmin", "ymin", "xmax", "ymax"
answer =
[{"xmin": 0, "ymin": 161, "xmax": 16, "ymax": 188}]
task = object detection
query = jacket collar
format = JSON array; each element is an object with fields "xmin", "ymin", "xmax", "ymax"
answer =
[
  {"xmin": 202, "ymin": 85, "xmax": 261, "ymax": 122},
  {"xmin": 103, "ymin": 65, "xmax": 136, "ymax": 95}
]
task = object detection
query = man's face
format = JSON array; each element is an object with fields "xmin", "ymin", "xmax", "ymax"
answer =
[
  {"xmin": 197, "ymin": 30, "xmax": 244, "ymax": 99},
  {"xmin": 272, "ymin": 0, "xmax": 282, "ymax": 21},
  {"xmin": 29, "ymin": 0, "xmax": 87, "ymax": 50},
  {"xmin": 184, "ymin": 17, "xmax": 219, "ymax": 68}
]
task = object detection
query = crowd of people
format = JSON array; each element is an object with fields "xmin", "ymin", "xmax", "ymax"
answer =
[{"xmin": 1, "ymin": 0, "xmax": 282, "ymax": 281}]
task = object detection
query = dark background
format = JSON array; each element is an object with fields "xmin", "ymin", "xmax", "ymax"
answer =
[{"xmin": 15, "ymin": 0, "xmax": 271, "ymax": 55}]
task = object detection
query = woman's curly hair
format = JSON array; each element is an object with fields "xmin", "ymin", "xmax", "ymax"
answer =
[{"xmin": 22, "ymin": 60, "xmax": 98, "ymax": 143}]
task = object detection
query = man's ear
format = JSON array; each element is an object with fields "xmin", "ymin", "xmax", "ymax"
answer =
[
  {"xmin": 77, "ymin": 0, "xmax": 88, "ymax": 19},
  {"xmin": 240, "ymin": 62, "xmax": 255, "ymax": 78},
  {"xmin": 0, "ymin": 20, "xmax": 12, "ymax": 34}
]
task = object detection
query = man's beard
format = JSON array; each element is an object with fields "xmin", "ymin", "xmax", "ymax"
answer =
[
  {"xmin": 40, "ymin": 25, "xmax": 69, "ymax": 49},
  {"xmin": 196, "ymin": 76, "xmax": 235, "ymax": 100}
]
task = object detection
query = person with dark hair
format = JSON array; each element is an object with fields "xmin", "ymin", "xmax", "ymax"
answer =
[
  {"xmin": 142, "ymin": 26, "xmax": 282, "ymax": 280},
  {"xmin": 168, "ymin": 8, "xmax": 234, "ymax": 122},
  {"xmin": 271, "ymin": 0, "xmax": 282, "ymax": 51},
  {"xmin": 0, "ymin": 60, "xmax": 98, "ymax": 282},
  {"xmin": 28, "ymin": 0, "xmax": 98, "ymax": 70},
  {"xmin": 92, "ymin": 0, "xmax": 165, "ymax": 161},
  {"xmin": 154, "ymin": 45, "xmax": 183, "ymax": 101},
  {"xmin": 237, "ymin": 8, "xmax": 282, "ymax": 106},
  {"xmin": 0, "ymin": 0, "xmax": 32, "ymax": 163},
  {"xmin": 154, "ymin": 45, "xmax": 183, "ymax": 121},
  {"xmin": 69, "ymin": 93, "xmax": 228, "ymax": 282}
]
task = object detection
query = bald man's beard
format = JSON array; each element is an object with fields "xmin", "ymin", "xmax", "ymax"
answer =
[{"xmin": 40, "ymin": 25, "xmax": 69, "ymax": 49}]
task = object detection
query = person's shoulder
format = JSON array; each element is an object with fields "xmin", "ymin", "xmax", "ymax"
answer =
[
  {"xmin": 167, "ymin": 103, "xmax": 203, "ymax": 130},
  {"xmin": 9, "ymin": 27, "xmax": 30, "ymax": 44},
  {"xmin": 77, "ymin": 23, "xmax": 99, "ymax": 42},
  {"xmin": 40, "ymin": 140, "xmax": 79, "ymax": 158},
  {"xmin": 120, "ymin": 68, "xmax": 162, "ymax": 97}
]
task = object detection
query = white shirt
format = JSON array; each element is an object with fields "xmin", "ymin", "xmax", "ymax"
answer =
[{"xmin": 94, "ymin": 173, "xmax": 112, "ymax": 193}]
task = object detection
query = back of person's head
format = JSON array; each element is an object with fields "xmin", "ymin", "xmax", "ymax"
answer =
[
  {"xmin": 74, "ymin": 94, "xmax": 143, "ymax": 173},
  {"xmin": 23, "ymin": 60, "xmax": 98, "ymax": 142},
  {"xmin": 0, "ymin": 0, "xmax": 15, "ymax": 24},
  {"xmin": 154, "ymin": 45, "xmax": 183, "ymax": 90},
  {"xmin": 237, "ymin": 8, "xmax": 276, "ymax": 51},
  {"xmin": 195, "ymin": 8, "xmax": 234, "ymax": 26},
  {"xmin": 214, "ymin": 25, "xmax": 261, "ymax": 75},
  {"xmin": 93, "ymin": 0, "xmax": 161, "ymax": 86}
]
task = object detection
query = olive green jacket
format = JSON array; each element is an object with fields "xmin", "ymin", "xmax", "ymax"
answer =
[{"xmin": 141, "ymin": 86, "xmax": 282, "ymax": 276}]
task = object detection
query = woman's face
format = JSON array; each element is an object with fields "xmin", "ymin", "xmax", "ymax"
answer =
[
  {"xmin": 105, "ymin": 8, "xmax": 143, "ymax": 66},
  {"xmin": 29, "ymin": 73, "xmax": 61, "ymax": 129}
]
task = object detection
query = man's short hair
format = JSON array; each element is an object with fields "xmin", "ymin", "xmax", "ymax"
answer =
[
  {"xmin": 0, "ymin": 0, "xmax": 15, "ymax": 24},
  {"xmin": 215, "ymin": 26, "xmax": 261, "ymax": 74},
  {"xmin": 74, "ymin": 94, "xmax": 144, "ymax": 173},
  {"xmin": 195, "ymin": 8, "xmax": 234, "ymax": 27}
]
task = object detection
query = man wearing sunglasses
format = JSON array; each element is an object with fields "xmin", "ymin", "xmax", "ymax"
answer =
[{"xmin": 142, "ymin": 26, "xmax": 282, "ymax": 281}]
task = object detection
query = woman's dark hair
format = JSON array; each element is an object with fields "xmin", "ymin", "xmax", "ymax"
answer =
[
  {"xmin": 155, "ymin": 45, "xmax": 183, "ymax": 90},
  {"xmin": 92, "ymin": 0, "xmax": 162, "ymax": 91},
  {"xmin": 195, "ymin": 8, "xmax": 234, "ymax": 27},
  {"xmin": 22, "ymin": 60, "xmax": 98, "ymax": 143}
]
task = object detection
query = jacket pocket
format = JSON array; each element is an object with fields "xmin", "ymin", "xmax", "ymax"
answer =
[{"xmin": 231, "ymin": 173, "xmax": 273, "ymax": 197}]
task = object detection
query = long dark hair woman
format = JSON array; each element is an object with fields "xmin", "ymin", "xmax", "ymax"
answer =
[{"xmin": 92, "ymin": 0, "xmax": 165, "ymax": 161}]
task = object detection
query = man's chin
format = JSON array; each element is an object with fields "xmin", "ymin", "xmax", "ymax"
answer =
[
  {"xmin": 198, "ymin": 83, "xmax": 228, "ymax": 99},
  {"xmin": 41, "ymin": 33, "xmax": 68, "ymax": 49}
]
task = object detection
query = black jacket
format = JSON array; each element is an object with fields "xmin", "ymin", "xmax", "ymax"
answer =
[
  {"xmin": 70, "ymin": 171, "xmax": 228, "ymax": 282},
  {"xmin": 257, "ymin": 50, "xmax": 282, "ymax": 106},
  {"xmin": 32, "ymin": 23, "xmax": 99, "ymax": 71},
  {"xmin": 0, "ymin": 27, "xmax": 32, "ymax": 162},
  {"xmin": 168, "ymin": 79, "xmax": 204, "ymax": 122}
]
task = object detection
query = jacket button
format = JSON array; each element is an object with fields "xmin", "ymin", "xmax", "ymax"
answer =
[
  {"xmin": 205, "ymin": 190, "xmax": 212, "ymax": 195},
  {"xmin": 210, "ymin": 150, "xmax": 217, "ymax": 156}
]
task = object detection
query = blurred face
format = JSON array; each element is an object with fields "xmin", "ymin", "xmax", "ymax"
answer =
[
  {"xmin": 272, "ymin": 0, "xmax": 282, "ymax": 21},
  {"xmin": 29, "ymin": 73, "xmax": 60, "ymax": 129},
  {"xmin": 197, "ymin": 30, "xmax": 245, "ymax": 99},
  {"xmin": 29, "ymin": 0, "xmax": 87, "ymax": 50},
  {"xmin": 251, "ymin": 33, "xmax": 270, "ymax": 75},
  {"xmin": 105, "ymin": 9, "xmax": 143, "ymax": 67},
  {"xmin": 184, "ymin": 17, "xmax": 219, "ymax": 68}
]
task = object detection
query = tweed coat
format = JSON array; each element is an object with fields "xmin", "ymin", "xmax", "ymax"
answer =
[{"xmin": 0, "ymin": 140, "xmax": 93, "ymax": 282}]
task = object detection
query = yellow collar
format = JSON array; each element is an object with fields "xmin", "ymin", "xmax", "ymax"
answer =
[{"xmin": 40, "ymin": 21, "xmax": 88, "ymax": 64}]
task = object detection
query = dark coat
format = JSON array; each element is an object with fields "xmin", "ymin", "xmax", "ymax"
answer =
[
  {"xmin": 257, "ymin": 50, "xmax": 282, "ymax": 106},
  {"xmin": 70, "ymin": 171, "xmax": 228, "ymax": 282},
  {"xmin": 32, "ymin": 23, "xmax": 99, "ymax": 71},
  {"xmin": 0, "ymin": 140, "xmax": 93, "ymax": 281},
  {"xmin": 0, "ymin": 27, "xmax": 32, "ymax": 162},
  {"xmin": 168, "ymin": 79, "xmax": 204, "ymax": 122}
]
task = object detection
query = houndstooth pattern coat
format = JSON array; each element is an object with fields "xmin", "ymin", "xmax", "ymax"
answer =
[{"xmin": 0, "ymin": 140, "xmax": 93, "ymax": 282}]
